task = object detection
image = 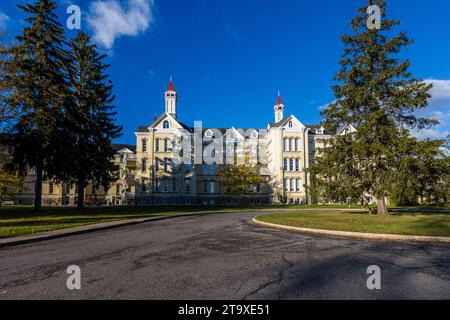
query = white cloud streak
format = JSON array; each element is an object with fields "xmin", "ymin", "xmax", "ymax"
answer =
[
  {"xmin": 87, "ymin": 0, "xmax": 154, "ymax": 49},
  {"xmin": 317, "ymin": 79, "xmax": 450, "ymax": 141},
  {"xmin": 414, "ymin": 79, "xmax": 450, "ymax": 140},
  {"xmin": 0, "ymin": 12, "xmax": 10, "ymax": 30}
]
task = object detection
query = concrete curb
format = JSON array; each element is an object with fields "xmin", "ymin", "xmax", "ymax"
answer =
[{"xmin": 252, "ymin": 217, "xmax": 450, "ymax": 244}]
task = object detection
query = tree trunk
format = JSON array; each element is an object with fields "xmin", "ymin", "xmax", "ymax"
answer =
[
  {"xmin": 376, "ymin": 197, "xmax": 389, "ymax": 216},
  {"xmin": 33, "ymin": 160, "xmax": 43, "ymax": 212},
  {"xmin": 77, "ymin": 180, "xmax": 85, "ymax": 210}
]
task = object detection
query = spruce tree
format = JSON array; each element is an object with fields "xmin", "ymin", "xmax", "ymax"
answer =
[
  {"xmin": 62, "ymin": 32, "xmax": 122, "ymax": 209},
  {"xmin": 313, "ymin": 0, "xmax": 438, "ymax": 215},
  {"xmin": 0, "ymin": 0, "xmax": 71, "ymax": 212}
]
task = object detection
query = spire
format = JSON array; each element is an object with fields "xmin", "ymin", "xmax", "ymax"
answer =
[
  {"xmin": 165, "ymin": 77, "xmax": 178, "ymax": 118},
  {"xmin": 167, "ymin": 76, "xmax": 175, "ymax": 92},
  {"xmin": 274, "ymin": 91, "xmax": 284, "ymax": 123},
  {"xmin": 276, "ymin": 91, "xmax": 283, "ymax": 105}
]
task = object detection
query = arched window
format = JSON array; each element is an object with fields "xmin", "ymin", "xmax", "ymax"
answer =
[{"xmin": 163, "ymin": 120, "xmax": 170, "ymax": 129}]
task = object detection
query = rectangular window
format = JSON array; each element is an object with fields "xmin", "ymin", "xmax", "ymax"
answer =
[
  {"xmin": 172, "ymin": 179, "xmax": 177, "ymax": 192},
  {"xmin": 283, "ymin": 158, "xmax": 288, "ymax": 171},
  {"xmin": 155, "ymin": 159, "xmax": 159, "ymax": 172},
  {"xmin": 290, "ymin": 138, "xmax": 294, "ymax": 151},
  {"xmin": 203, "ymin": 182, "xmax": 209, "ymax": 193},
  {"xmin": 163, "ymin": 178, "xmax": 168, "ymax": 192},
  {"xmin": 210, "ymin": 181, "xmax": 215, "ymax": 194},
  {"xmin": 164, "ymin": 139, "xmax": 168, "ymax": 152},
  {"xmin": 164, "ymin": 158, "xmax": 168, "ymax": 172},
  {"xmin": 141, "ymin": 158, "xmax": 147, "ymax": 172},
  {"xmin": 296, "ymin": 178, "xmax": 301, "ymax": 192},
  {"xmin": 142, "ymin": 139, "xmax": 147, "ymax": 152},
  {"xmin": 256, "ymin": 183, "xmax": 261, "ymax": 193},
  {"xmin": 284, "ymin": 138, "xmax": 289, "ymax": 151},
  {"xmin": 291, "ymin": 179, "xmax": 296, "ymax": 192},
  {"xmin": 154, "ymin": 180, "xmax": 159, "ymax": 192},
  {"xmin": 155, "ymin": 139, "xmax": 159, "ymax": 152},
  {"xmin": 91, "ymin": 184, "xmax": 96, "ymax": 195},
  {"xmin": 289, "ymin": 159, "xmax": 294, "ymax": 171},
  {"xmin": 49, "ymin": 183, "xmax": 54, "ymax": 194},
  {"xmin": 185, "ymin": 179, "xmax": 191, "ymax": 193},
  {"xmin": 141, "ymin": 179, "xmax": 147, "ymax": 193},
  {"xmin": 295, "ymin": 139, "xmax": 299, "ymax": 151},
  {"xmin": 116, "ymin": 184, "xmax": 120, "ymax": 195},
  {"xmin": 296, "ymin": 159, "xmax": 300, "ymax": 172},
  {"xmin": 285, "ymin": 179, "xmax": 290, "ymax": 192},
  {"xmin": 172, "ymin": 159, "xmax": 177, "ymax": 173}
]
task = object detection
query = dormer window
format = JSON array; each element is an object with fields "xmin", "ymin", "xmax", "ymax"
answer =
[
  {"xmin": 163, "ymin": 120, "xmax": 170, "ymax": 129},
  {"xmin": 251, "ymin": 131, "xmax": 258, "ymax": 139},
  {"xmin": 205, "ymin": 130, "xmax": 213, "ymax": 138},
  {"xmin": 288, "ymin": 121, "xmax": 293, "ymax": 128},
  {"xmin": 316, "ymin": 127, "xmax": 324, "ymax": 134}
]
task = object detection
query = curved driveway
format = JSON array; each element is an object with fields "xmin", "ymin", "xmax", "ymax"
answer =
[{"xmin": 0, "ymin": 211, "xmax": 449, "ymax": 299}]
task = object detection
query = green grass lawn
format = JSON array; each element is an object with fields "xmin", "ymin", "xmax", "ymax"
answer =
[{"xmin": 256, "ymin": 210, "xmax": 450, "ymax": 237}]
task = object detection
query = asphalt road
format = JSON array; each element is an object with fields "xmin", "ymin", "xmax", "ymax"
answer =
[{"xmin": 0, "ymin": 211, "xmax": 449, "ymax": 300}]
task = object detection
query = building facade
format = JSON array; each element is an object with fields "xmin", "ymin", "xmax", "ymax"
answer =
[
  {"xmin": 10, "ymin": 79, "xmax": 356, "ymax": 207},
  {"xmin": 15, "ymin": 144, "xmax": 137, "ymax": 206},
  {"xmin": 134, "ymin": 79, "xmax": 339, "ymax": 205}
]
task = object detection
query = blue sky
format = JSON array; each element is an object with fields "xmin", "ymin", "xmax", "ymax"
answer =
[{"xmin": 1, "ymin": 0, "xmax": 449, "ymax": 144}]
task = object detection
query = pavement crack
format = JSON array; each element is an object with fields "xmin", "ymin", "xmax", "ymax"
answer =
[{"xmin": 242, "ymin": 254, "xmax": 294, "ymax": 300}]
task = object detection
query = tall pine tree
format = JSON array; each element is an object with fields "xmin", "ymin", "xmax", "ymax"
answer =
[
  {"xmin": 60, "ymin": 32, "xmax": 122, "ymax": 209},
  {"xmin": 312, "ymin": 0, "xmax": 438, "ymax": 215},
  {"xmin": 0, "ymin": 0, "xmax": 71, "ymax": 212}
]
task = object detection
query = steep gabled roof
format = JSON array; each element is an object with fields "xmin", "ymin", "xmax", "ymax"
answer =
[
  {"xmin": 167, "ymin": 78, "xmax": 175, "ymax": 92},
  {"xmin": 112, "ymin": 144, "xmax": 136, "ymax": 153}
]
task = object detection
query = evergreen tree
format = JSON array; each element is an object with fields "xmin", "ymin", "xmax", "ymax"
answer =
[
  {"xmin": 61, "ymin": 32, "xmax": 122, "ymax": 209},
  {"xmin": 0, "ymin": 0, "xmax": 71, "ymax": 212},
  {"xmin": 390, "ymin": 138, "xmax": 448, "ymax": 206},
  {"xmin": 313, "ymin": 0, "xmax": 438, "ymax": 215}
]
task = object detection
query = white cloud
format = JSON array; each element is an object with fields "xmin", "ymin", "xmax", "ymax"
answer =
[
  {"xmin": 87, "ymin": 0, "xmax": 154, "ymax": 49},
  {"xmin": 318, "ymin": 80, "xmax": 450, "ymax": 140},
  {"xmin": 413, "ymin": 79, "xmax": 450, "ymax": 140},
  {"xmin": 318, "ymin": 100, "xmax": 337, "ymax": 112},
  {"xmin": 0, "ymin": 12, "xmax": 10, "ymax": 30}
]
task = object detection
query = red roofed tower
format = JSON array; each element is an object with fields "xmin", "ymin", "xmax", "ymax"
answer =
[
  {"xmin": 165, "ymin": 76, "xmax": 178, "ymax": 118},
  {"xmin": 274, "ymin": 91, "xmax": 284, "ymax": 123}
]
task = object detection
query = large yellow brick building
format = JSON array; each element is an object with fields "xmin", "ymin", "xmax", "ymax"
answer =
[{"xmin": 133, "ymin": 79, "xmax": 352, "ymax": 205}]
